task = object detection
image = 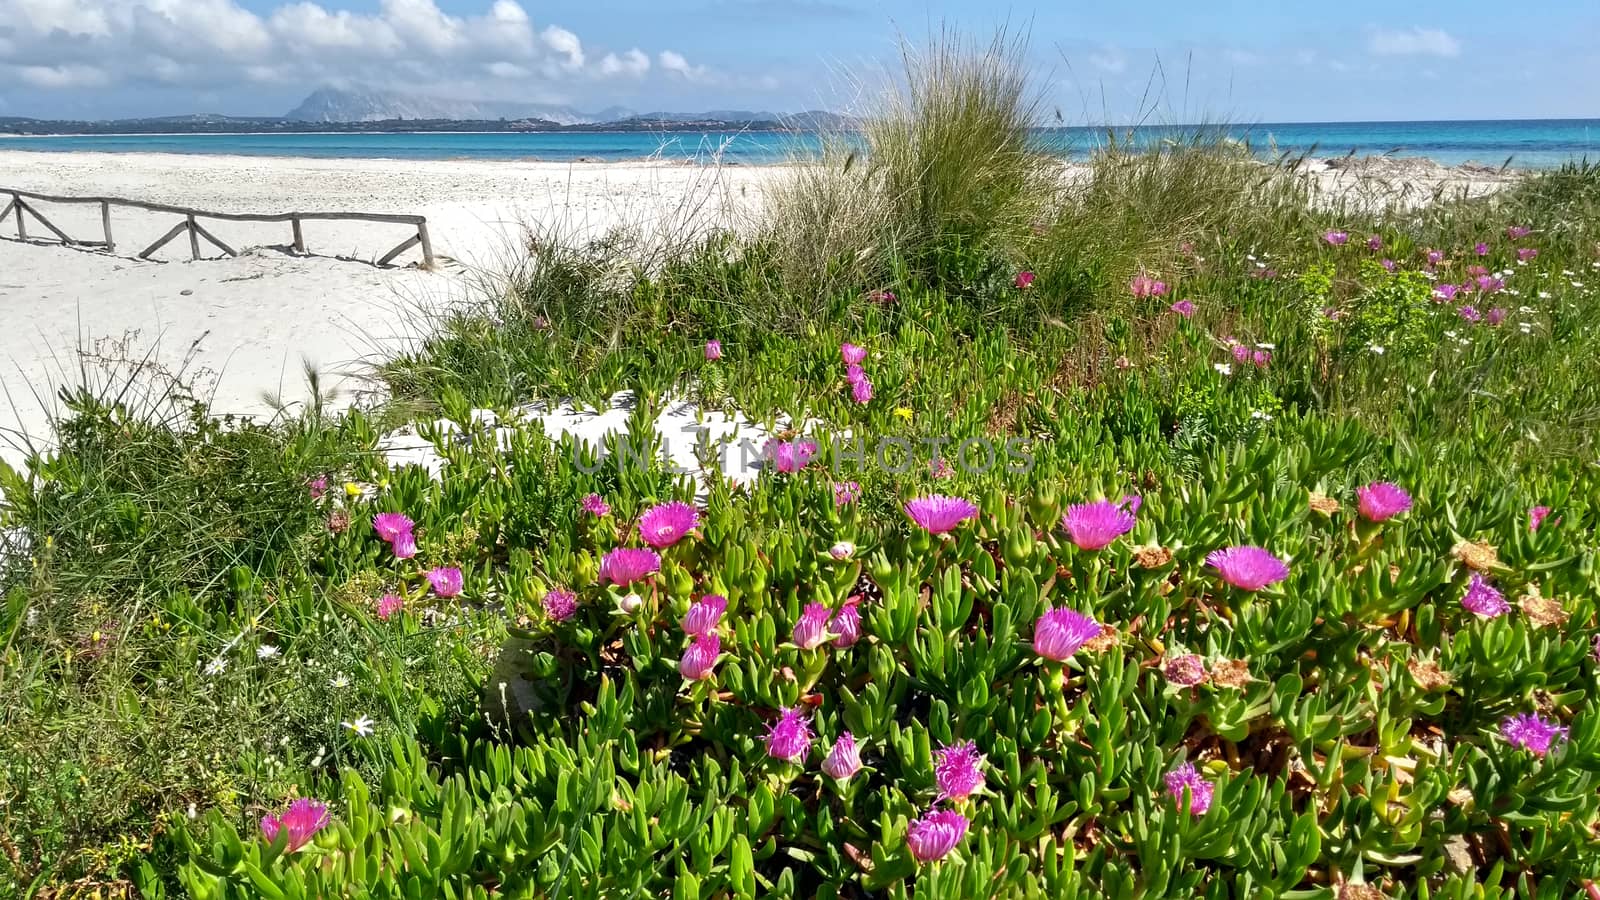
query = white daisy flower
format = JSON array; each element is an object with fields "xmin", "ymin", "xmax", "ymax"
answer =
[
  {"xmin": 204, "ymin": 657, "xmax": 228, "ymax": 676},
  {"xmin": 1213, "ymin": 363, "xmax": 1233, "ymax": 376},
  {"xmin": 342, "ymin": 715, "xmax": 376, "ymax": 738},
  {"xmin": 1369, "ymin": 344, "xmax": 1386, "ymax": 355},
  {"xmin": 256, "ymin": 644, "xmax": 280, "ymax": 660}
]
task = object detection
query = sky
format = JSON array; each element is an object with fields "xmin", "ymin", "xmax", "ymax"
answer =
[{"xmin": 1, "ymin": 0, "xmax": 1598, "ymax": 122}]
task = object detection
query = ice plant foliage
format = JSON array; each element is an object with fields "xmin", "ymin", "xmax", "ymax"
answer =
[
  {"xmin": 1500, "ymin": 713, "xmax": 1569, "ymax": 757},
  {"xmin": 260, "ymin": 799, "xmax": 330, "ymax": 852},
  {"xmin": 822, "ymin": 732, "xmax": 863, "ymax": 780},
  {"xmin": 1033, "ymin": 608, "xmax": 1101, "ymax": 661},
  {"xmin": 599, "ymin": 548, "xmax": 661, "ymax": 587},
  {"xmin": 1356, "ymin": 482, "xmax": 1413, "ymax": 522},
  {"xmin": 906, "ymin": 809, "xmax": 968, "ymax": 863},
  {"xmin": 933, "ymin": 741, "xmax": 986, "ymax": 801},
  {"xmin": 904, "ymin": 495, "xmax": 979, "ymax": 534},
  {"xmin": 1207, "ymin": 546, "xmax": 1290, "ymax": 591},
  {"xmin": 426, "ymin": 567, "xmax": 463, "ymax": 598},
  {"xmin": 683, "ymin": 595, "xmax": 726, "ymax": 637},
  {"xmin": 1461, "ymin": 573, "xmax": 1509, "ymax": 617},
  {"xmin": 764, "ymin": 707, "xmax": 813, "ymax": 763},
  {"xmin": 1062, "ymin": 497, "xmax": 1138, "ymax": 550},
  {"xmin": 638, "ymin": 501, "xmax": 699, "ymax": 548},
  {"xmin": 1165, "ymin": 764, "xmax": 1215, "ymax": 815}
]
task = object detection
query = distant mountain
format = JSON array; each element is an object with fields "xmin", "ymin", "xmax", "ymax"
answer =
[{"xmin": 286, "ymin": 87, "xmax": 631, "ymax": 126}]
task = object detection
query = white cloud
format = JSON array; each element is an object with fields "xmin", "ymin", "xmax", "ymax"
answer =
[
  {"xmin": 540, "ymin": 25, "xmax": 583, "ymax": 69},
  {"xmin": 1088, "ymin": 49, "xmax": 1126, "ymax": 74},
  {"xmin": 16, "ymin": 62, "xmax": 108, "ymax": 87},
  {"xmin": 658, "ymin": 49, "xmax": 708, "ymax": 80},
  {"xmin": 1367, "ymin": 26, "xmax": 1461, "ymax": 58},
  {"xmin": 599, "ymin": 48, "xmax": 650, "ymax": 77}
]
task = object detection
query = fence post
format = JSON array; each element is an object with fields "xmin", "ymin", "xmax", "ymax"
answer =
[
  {"xmin": 417, "ymin": 221, "xmax": 435, "ymax": 270},
  {"xmin": 101, "ymin": 201, "xmax": 114, "ymax": 252},
  {"xmin": 292, "ymin": 217, "xmax": 306, "ymax": 254},
  {"xmin": 13, "ymin": 193, "xmax": 25, "ymax": 241},
  {"xmin": 187, "ymin": 214, "xmax": 200, "ymax": 260}
]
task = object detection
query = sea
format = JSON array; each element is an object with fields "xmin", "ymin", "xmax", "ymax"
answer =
[{"xmin": 3, "ymin": 119, "xmax": 1597, "ymax": 169}]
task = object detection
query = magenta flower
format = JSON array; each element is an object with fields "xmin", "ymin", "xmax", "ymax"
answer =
[
  {"xmin": 1507, "ymin": 225, "xmax": 1531, "ymax": 239},
  {"xmin": 683, "ymin": 594, "xmax": 726, "ymax": 637},
  {"xmin": 1231, "ymin": 343, "xmax": 1250, "ymax": 364},
  {"xmin": 1356, "ymin": 482, "xmax": 1413, "ymax": 522},
  {"xmin": 308, "ymin": 476, "xmax": 328, "ymax": 500},
  {"xmin": 1433, "ymin": 283, "xmax": 1459, "ymax": 302},
  {"xmin": 1366, "ymin": 235, "xmax": 1383, "ymax": 251},
  {"xmin": 822, "ymin": 732, "xmax": 863, "ymax": 780},
  {"xmin": 1164, "ymin": 764, "xmax": 1214, "ymax": 815},
  {"xmin": 1163, "ymin": 654, "xmax": 1207, "ymax": 687},
  {"xmin": 372, "ymin": 512, "xmax": 414, "ymax": 543},
  {"xmin": 581, "ymin": 493, "xmax": 610, "ymax": 517},
  {"xmin": 930, "ymin": 457, "xmax": 952, "ymax": 479},
  {"xmin": 1529, "ymin": 505, "xmax": 1552, "ymax": 531},
  {"xmin": 904, "ymin": 495, "xmax": 979, "ymax": 535},
  {"xmin": 1486, "ymin": 307, "xmax": 1507, "ymax": 326},
  {"xmin": 933, "ymin": 740, "xmax": 986, "ymax": 801},
  {"xmin": 1169, "ymin": 299, "xmax": 1195, "ymax": 317},
  {"xmin": 1517, "ymin": 248, "xmax": 1538, "ymax": 262},
  {"xmin": 1130, "ymin": 273, "xmax": 1168, "ymax": 298},
  {"xmin": 906, "ymin": 809, "xmax": 968, "ymax": 863},
  {"xmin": 1458, "ymin": 306, "xmax": 1481, "ymax": 323},
  {"xmin": 766, "ymin": 438, "xmax": 819, "ymax": 474},
  {"xmin": 1500, "ymin": 713, "xmax": 1569, "ymax": 757},
  {"xmin": 763, "ymin": 707, "xmax": 813, "ymax": 763},
  {"xmin": 638, "ymin": 501, "xmax": 699, "ymax": 548},
  {"xmin": 1252, "ymin": 349, "xmax": 1271, "ymax": 368},
  {"xmin": 833, "ymin": 481, "xmax": 860, "ymax": 507},
  {"xmin": 1461, "ymin": 573, "xmax": 1509, "ymax": 617},
  {"xmin": 1015, "ymin": 271, "xmax": 1035, "ymax": 290},
  {"xmin": 426, "ymin": 567, "xmax": 463, "ymax": 598},
  {"xmin": 1475, "ymin": 242, "xmax": 1490, "ymax": 256},
  {"xmin": 830, "ymin": 599, "xmax": 862, "ymax": 648},
  {"xmin": 390, "ymin": 530, "xmax": 418, "ymax": 560},
  {"xmin": 704, "ymin": 340, "xmax": 722, "ymax": 360},
  {"xmin": 868, "ymin": 289, "xmax": 897, "ymax": 303},
  {"xmin": 851, "ymin": 377, "xmax": 874, "ymax": 404},
  {"xmin": 679, "ymin": 633, "xmax": 721, "ymax": 681},
  {"xmin": 543, "ymin": 587, "xmax": 578, "ymax": 622},
  {"xmin": 260, "ymin": 798, "xmax": 330, "ymax": 852},
  {"xmin": 1033, "ymin": 607, "xmax": 1101, "ymax": 662},
  {"xmin": 1427, "ymin": 249, "xmax": 1444, "ymax": 266},
  {"xmin": 792, "ymin": 603, "xmax": 833, "ymax": 650},
  {"xmin": 1207, "ymin": 546, "xmax": 1290, "ymax": 591},
  {"xmin": 1467, "ymin": 264, "xmax": 1488, "ymax": 277},
  {"xmin": 845, "ymin": 364, "xmax": 866, "ymax": 384},
  {"xmin": 375, "ymin": 593, "xmax": 403, "ymax": 620},
  {"xmin": 1380, "ymin": 258, "xmax": 1397, "ymax": 273},
  {"xmin": 840, "ymin": 342, "xmax": 867, "ymax": 366},
  {"xmin": 599, "ymin": 547, "xmax": 661, "ymax": 587},
  {"xmin": 1323, "ymin": 230, "xmax": 1349, "ymax": 246},
  {"xmin": 1062, "ymin": 497, "xmax": 1137, "ymax": 551}
]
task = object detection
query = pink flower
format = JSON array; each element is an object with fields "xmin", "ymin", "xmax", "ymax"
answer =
[
  {"xmin": 1033, "ymin": 608, "xmax": 1101, "ymax": 662},
  {"xmin": 308, "ymin": 476, "xmax": 328, "ymax": 500},
  {"xmin": 930, "ymin": 457, "xmax": 952, "ymax": 479},
  {"xmin": 372, "ymin": 512, "xmax": 414, "ymax": 543},
  {"xmin": 543, "ymin": 588, "xmax": 578, "ymax": 622},
  {"xmin": 851, "ymin": 376, "xmax": 874, "ymax": 404},
  {"xmin": 599, "ymin": 547, "xmax": 661, "ymax": 587},
  {"xmin": 1252, "ymin": 349, "xmax": 1271, "ymax": 368},
  {"xmin": 822, "ymin": 732, "xmax": 863, "ymax": 780},
  {"xmin": 792, "ymin": 603, "xmax": 833, "ymax": 650},
  {"xmin": 763, "ymin": 707, "xmax": 813, "ymax": 763},
  {"xmin": 1207, "ymin": 546, "xmax": 1290, "ymax": 591},
  {"xmin": 933, "ymin": 740, "xmax": 986, "ymax": 801},
  {"xmin": 1433, "ymin": 283, "xmax": 1459, "ymax": 302},
  {"xmin": 840, "ymin": 342, "xmax": 867, "ymax": 366},
  {"xmin": 704, "ymin": 340, "xmax": 722, "ymax": 360},
  {"xmin": 1517, "ymin": 248, "xmax": 1538, "ymax": 262},
  {"xmin": 638, "ymin": 501, "xmax": 699, "ymax": 548},
  {"xmin": 1426, "ymin": 249, "xmax": 1444, "ymax": 266},
  {"xmin": 1458, "ymin": 306, "xmax": 1481, "ymax": 323},
  {"xmin": 375, "ymin": 593, "xmax": 403, "ymax": 620},
  {"xmin": 1486, "ymin": 307, "xmax": 1507, "ymax": 326},
  {"xmin": 581, "ymin": 493, "xmax": 610, "ymax": 517},
  {"xmin": 830, "ymin": 598, "xmax": 862, "ymax": 647},
  {"xmin": 260, "ymin": 798, "xmax": 330, "ymax": 852},
  {"xmin": 683, "ymin": 594, "xmax": 726, "ymax": 637},
  {"xmin": 845, "ymin": 364, "xmax": 866, "ymax": 384},
  {"xmin": 904, "ymin": 495, "xmax": 978, "ymax": 534},
  {"xmin": 679, "ymin": 633, "xmax": 721, "ymax": 681},
  {"xmin": 1164, "ymin": 764, "xmax": 1214, "ymax": 815},
  {"xmin": 1356, "ymin": 482, "xmax": 1413, "ymax": 522},
  {"xmin": 1163, "ymin": 654, "xmax": 1206, "ymax": 687},
  {"xmin": 1529, "ymin": 505, "xmax": 1552, "ymax": 531},
  {"xmin": 868, "ymin": 289, "xmax": 897, "ymax": 303},
  {"xmin": 765, "ymin": 438, "xmax": 818, "ymax": 474},
  {"xmin": 1367, "ymin": 235, "xmax": 1383, "ymax": 251},
  {"xmin": 1169, "ymin": 299, "xmax": 1195, "ymax": 317},
  {"xmin": 1507, "ymin": 225, "xmax": 1531, "ymax": 239},
  {"xmin": 1475, "ymin": 242, "xmax": 1490, "ymax": 256},
  {"xmin": 1461, "ymin": 573, "xmax": 1508, "ymax": 617},
  {"xmin": 1130, "ymin": 273, "xmax": 1168, "ymax": 298},
  {"xmin": 425, "ymin": 567, "xmax": 463, "ymax": 598},
  {"xmin": 1380, "ymin": 258, "xmax": 1396, "ymax": 273},
  {"xmin": 1323, "ymin": 230, "xmax": 1349, "ymax": 246},
  {"xmin": 390, "ymin": 530, "xmax": 418, "ymax": 559},
  {"xmin": 1062, "ymin": 497, "xmax": 1137, "ymax": 551},
  {"xmin": 906, "ymin": 809, "xmax": 968, "ymax": 863},
  {"xmin": 1232, "ymin": 343, "xmax": 1250, "ymax": 364},
  {"xmin": 832, "ymin": 481, "xmax": 860, "ymax": 507},
  {"xmin": 1015, "ymin": 271, "xmax": 1035, "ymax": 290},
  {"xmin": 1500, "ymin": 713, "xmax": 1568, "ymax": 757}
]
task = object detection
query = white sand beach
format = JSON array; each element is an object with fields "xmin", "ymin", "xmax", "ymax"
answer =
[{"xmin": 0, "ymin": 149, "xmax": 1519, "ymax": 468}]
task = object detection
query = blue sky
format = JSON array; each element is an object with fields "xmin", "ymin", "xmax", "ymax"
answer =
[{"xmin": 2, "ymin": 0, "xmax": 1597, "ymax": 121}]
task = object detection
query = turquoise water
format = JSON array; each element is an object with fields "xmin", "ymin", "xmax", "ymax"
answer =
[{"xmin": 3, "ymin": 119, "xmax": 1597, "ymax": 168}]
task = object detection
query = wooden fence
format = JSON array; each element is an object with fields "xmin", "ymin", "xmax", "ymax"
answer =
[{"xmin": 1, "ymin": 188, "xmax": 435, "ymax": 269}]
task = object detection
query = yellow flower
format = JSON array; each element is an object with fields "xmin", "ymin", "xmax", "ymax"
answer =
[
  {"xmin": 344, "ymin": 481, "xmax": 362, "ymax": 498},
  {"xmin": 893, "ymin": 407, "xmax": 914, "ymax": 421}
]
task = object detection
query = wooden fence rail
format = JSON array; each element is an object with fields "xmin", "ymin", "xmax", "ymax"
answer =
[{"xmin": 1, "ymin": 187, "xmax": 434, "ymax": 269}]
